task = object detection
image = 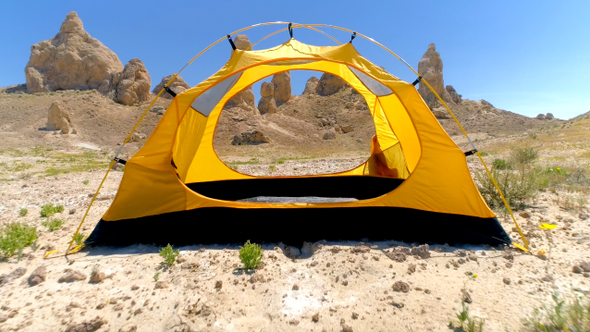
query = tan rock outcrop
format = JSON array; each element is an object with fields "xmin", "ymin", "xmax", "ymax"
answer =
[
  {"xmin": 47, "ymin": 101, "xmax": 75, "ymax": 134},
  {"xmin": 316, "ymin": 73, "xmax": 346, "ymax": 96},
  {"xmin": 231, "ymin": 131, "xmax": 270, "ymax": 145},
  {"xmin": 417, "ymin": 43, "xmax": 453, "ymax": 108},
  {"xmin": 225, "ymin": 35, "xmax": 257, "ymax": 113},
  {"xmin": 112, "ymin": 59, "xmax": 151, "ymax": 105},
  {"xmin": 446, "ymin": 85, "xmax": 462, "ymax": 104},
  {"xmin": 153, "ymin": 74, "xmax": 190, "ymax": 99},
  {"xmin": 272, "ymin": 72, "xmax": 291, "ymax": 106},
  {"xmin": 25, "ymin": 12, "xmax": 123, "ymax": 94},
  {"xmin": 302, "ymin": 76, "xmax": 319, "ymax": 95},
  {"xmin": 258, "ymin": 82, "xmax": 278, "ymax": 115}
]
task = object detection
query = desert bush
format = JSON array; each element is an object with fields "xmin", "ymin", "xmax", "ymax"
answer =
[
  {"xmin": 19, "ymin": 208, "xmax": 28, "ymax": 217},
  {"xmin": 511, "ymin": 146, "xmax": 539, "ymax": 165},
  {"xmin": 477, "ymin": 167, "xmax": 539, "ymax": 211},
  {"xmin": 159, "ymin": 244, "xmax": 179, "ymax": 268},
  {"xmin": 479, "ymin": 152, "xmax": 488, "ymax": 157},
  {"xmin": 492, "ymin": 158, "xmax": 511, "ymax": 170},
  {"xmin": 73, "ymin": 232, "xmax": 85, "ymax": 246},
  {"xmin": 450, "ymin": 302, "xmax": 485, "ymax": 332},
  {"xmin": 40, "ymin": 204, "xmax": 64, "ymax": 218},
  {"xmin": 0, "ymin": 223, "xmax": 38, "ymax": 259},
  {"xmin": 239, "ymin": 240, "xmax": 262, "ymax": 269},
  {"xmin": 521, "ymin": 294, "xmax": 590, "ymax": 332},
  {"xmin": 42, "ymin": 219, "xmax": 63, "ymax": 231}
]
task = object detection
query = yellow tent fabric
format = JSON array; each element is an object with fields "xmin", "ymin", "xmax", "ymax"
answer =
[{"xmin": 101, "ymin": 39, "xmax": 495, "ymax": 222}]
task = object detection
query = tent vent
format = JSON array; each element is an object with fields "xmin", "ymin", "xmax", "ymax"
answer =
[
  {"xmin": 348, "ymin": 66, "xmax": 392, "ymax": 96},
  {"xmin": 113, "ymin": 157, "xmax": 127, "ymax": 165},
  {"xmin": 412, "ymin": 76, "xmax": 422, "ymax": 86}
]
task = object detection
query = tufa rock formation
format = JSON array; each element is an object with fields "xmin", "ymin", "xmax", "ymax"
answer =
[
  {"xmin": 302, "ymin": 76, "xmax": 319, "ymax": 95},
  {"xmin": 316, "ymin": 73, "xmax": 347, "ymax": 96},
  {"xmin": 417, "ymin": 43, "xmax": 453, "ymax": 108},
  {"xmin": 536, "ymin": 113, "xmax": 555, "ymax": 120},
  {"xmin": 272, "ymin": 72, "xmax": 292, "ymax": 106},
  {"xmin": 258, "ymin": 82, "xmax": 278, "ymax": 115},
  {"xmin": 446, "ymin": 85, "xmax": 462, "ymax": 104},
  {"xmin": 153, "ymin": 74, "xmax": 190, "ymax": 99},
  {"xmin": 112, "ymin": 59, "xmax": 151, "ymax": 105},
  {"xmin": 47, "ymin": 101, "xmax": 75, "ymax": 134},
  {"xmin": 231, "ymin": 131, "xmax": 270, "ymax": 145},
  {"xmin": 225, "ymin": 35, "xmax": 257, "ymax": 113},
  {"xmin": 25, "ymin": 12, "xmax": 123, "ymax": 94}
]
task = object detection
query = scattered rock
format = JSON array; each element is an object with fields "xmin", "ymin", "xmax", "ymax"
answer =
[
  {"xmin": 0, "ymin": 267, "xmax": 27, "ymax": 286},
  {"xmin": 341, "ymin": 320, "xmax": 354, "ymax": 332},
  {"xmin": 28, "ymin": 266, "xmax": 47, "ymax": 286},
  {"xmin": 58, "ymin": 269, "xmax": 86, "ymax": 283},
  {"xmin": 258, "ymin": 82, "xmax": 278, "ymax": 115},
  {"xmin": 303, "ymin": 76, "xmax": 319, "ymax": 95},
  {"xmin": 47, "ymin": 101, "xmax": 75, "ymax": 134},
  {"xmin": 155, "ymin": 281, "xmax": 169, "ymax": 289},
  {"xmin": 462, "ymin": 290, "xmax": 472, "ymax": 304},
  {"xmin": 312, "ymin": 312, "xmax": 320, "ymax": 322},
  {"xmin": 249, "ymin": 274, "xmax": 265, "ymax": 284},
  {"xmin": 503, "ymin": 277, "xmax": 511, "ymax": 285},
  {"xmin": 215, "ymin": 280, "xmax": 223, "ymax": 290},
  {"xmin": 153, "ymin": 74, "xmax": 190, "ymax": 99},
  {"xmin": 316, "ymin": 73, "xmax": 346, "ymax": 96},
  {"xmin": 580, "ymin": 213, "xmax": 589, "ymax": 220},
  {"xmin": 292, "ymin": 284, "xmax": 299, "ymax": 291},
  {"xmin": 288, "ymin": 319, "xmax": 299, "ymax": 325},
  {"xmin": 64, "ymin": 316, "xmax": 106, "ymax": 332},
  {"xmin": 536, "ymin": 114, "xmax": 546, "ymax": 120},
  {"xmin": 131, "ymin": 285, "xmax": 140, "ymax": 291},
  {"xmin": 454, "ymin": 249, "xmax": 467, "ymax": 257},
  {"xmin": 431, "ymin": 107, "xmax": 449, "ymax": 119},
  {"xmin": 341, "ymin": 125, "xmax": 354, "ymax": 133},
  {"xmin": 407, "ymin": 264, "xmax": 416, "ymax": 274},
  {"xmin": 392, "ymin": 301, "xmax": 405, "ymax": 309},
  {"xmin": 386, "ymin": 250, "xmax": 407, "ymax": 263},
  {"xmin": 231, "ymin": 131, "xmax": 270, "ymax": 145},
  {"xmin": 272, "ymin": 72, "xmax": 292, "ymax": 106},
  {"xmin": 392, "ymin": 281, "xmax": 410, "ymax": 293},
  {"xmin": 112, "ymin": 58, "xmax": 151, "ymax": 105},
  {"xmin": 519, "ymin": 212, "xmax": 531, "ymax": 218},
  {"xmin": 89, "ymin": 270, "xmax": 107, "ymax": 284},
  {"xmin": 410, "ymin": 244, "xmax": 430, "ymax": 259},
  {"xmin": 446, "ymin": 85, "xmax": 462, "ymax": 104},
  {"xmin": 25, "ymin": 12, "xmax": 123, "ymax": 94}
]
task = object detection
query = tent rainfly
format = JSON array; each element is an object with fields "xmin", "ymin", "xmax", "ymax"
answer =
[{"xmin": 83, "ymin": 24, "xmax": 516, "ymax": 248}]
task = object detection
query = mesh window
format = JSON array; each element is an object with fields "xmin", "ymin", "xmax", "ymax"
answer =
[
  {"xmin": 191, "ymin": 72, "xmax": 243, "ymax": 116},
  {"xmin": 348, "ymin": 66, "xmax": 392, "ymax": 97}
]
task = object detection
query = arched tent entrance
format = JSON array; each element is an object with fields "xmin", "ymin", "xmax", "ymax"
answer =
[{"xmin": 80, "ymin": 24, "xmax": 518, "ymax": 248}]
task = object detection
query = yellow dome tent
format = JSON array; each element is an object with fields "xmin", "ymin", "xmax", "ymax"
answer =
[{"xmin": 78, "ymin": 23, "xmax": 526, "ymax": 249}]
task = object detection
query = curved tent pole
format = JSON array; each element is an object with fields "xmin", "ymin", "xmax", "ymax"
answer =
[{"xmin": 60, "ymin": 22, "xmax": 529, "ymax": 258}]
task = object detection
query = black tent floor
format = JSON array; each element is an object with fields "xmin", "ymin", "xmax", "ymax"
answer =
[{"xmin": 87, "ymin": 206, "xmax": 512, "ymax": 247}]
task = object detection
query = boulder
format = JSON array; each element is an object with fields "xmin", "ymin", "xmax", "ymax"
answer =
[
  {"xmin": 152, "ymin": 74, "xmax": 190, "ymax": 99},
  {"xmin": 545, "ymin": 113, "xmax": 554, "ymax": 120},
  {"xmin": 47, "ymin": 101, "xmax": 75, "ymax": 134},
  {"xmin": 431, "ymin": 107, "xmax": 449, "ymax": 119},
  {"xmin": 58, "ymin": 269, "xmax": 86, "ymax": 283},
  {"xmin": 417, "ymin": 43, "xmax": 453, "ymax": 108},
  {"xmin": 25, "ymin": 12, "xmax": 123, "ymax": 94},
  {"xmin": 316, "ymin": 73, "xmax": 346, "ymax": 96},
  {"xmin": 446, "ymin": 85, "xmax": 462, "ymax": 104},
  {"xmin": 303, "ymin": 76, "xmax": 319, "ymax": 95},
  {"xmin": 322, "ymin": 129, "xmax": 336, "ymax": 140},
  {"xmin": 536, "ymin": 114, "xmax": 546, "ymax": 120},
  {"xmin": 112, "ymin": 58, "xmax": 151, "ymax": 105},
  {"xmin": 258, "ymin": 82, "xmax": 278, "ymax": 115},
  {"xmin": 231, "ymin": 131, "xmax": 270, "ymax": 145},
  {"xmin": 225, "ymin": 35, "xmax": 257, "ymax": 113},
  {"xmin": 272, "ymin": 72, "xmax": 292, "ymax": 106}
]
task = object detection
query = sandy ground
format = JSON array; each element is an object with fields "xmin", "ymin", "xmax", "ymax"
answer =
[{"xmin": 0, "ymin": 159, "xmax": 589, "ymax": 332}]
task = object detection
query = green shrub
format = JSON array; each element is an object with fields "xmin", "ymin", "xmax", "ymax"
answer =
[
  {"xmin": 19, "ymin": 208, "xmax": 28, "ymax": 217},
  {"xmin": 239, "ymin": 240, "xmax": 262, "ymax": 269},
  {"xmin": 477, "ymin": 167, "xmax": 539, "ymax": 211},
  {"xmin": 73, "ymin": 232, "xmax": 85, "ymax": 246},
  {"xmin": 511, "ymin": 146, "xmax": 539, "ymax": 165},
  {"xmin": 40, "ymin": 204, "xmax": 64, "ymax": 218},
  {"xmin": 0, "ymin": 223, "xmax": 38, "ymax": 259},
  {"xmin": 269, "ymin": 165, "xmax": 276, "ymax": 171},
  {"xmin": 450, "ymin": 302, "xmax": 485, "ymax": 332},
  {"xmin": 521, "ymin": 294, "xmax": 590, "ymax": 332},
  {"xmin": 83, "ymin": 180, "xmax": 89, "ymax": 185},
  {"xmin": 42, "ymin": 219, "xmax": 63, "ymax": 231},
  {"xmin": 492, "ymin": 158, "xmax": 511, "ymax": 170},
  {"xmin": 159, "ymin": 244, "xmax": 179, "ymax": 268},
  {"xmin": 277, "ymin": 158, "xmax": 286, "ymax": 164},
  {"xmin": 479, "ymin": 152, "xmax": 488, "ymax": 157},
  {"xmin": 153, "ymin": 272, "xmax": 161, "ymax": 281}
]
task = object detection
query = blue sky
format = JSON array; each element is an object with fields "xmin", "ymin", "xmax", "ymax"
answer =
[{"xmin": 1, "ymin": 1, "xmax": 589, "ymax": 119}]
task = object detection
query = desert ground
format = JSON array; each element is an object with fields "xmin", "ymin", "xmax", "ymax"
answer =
[{"xmin": 0, "ymin": 83, "xmax": 589, "ymax": 332}]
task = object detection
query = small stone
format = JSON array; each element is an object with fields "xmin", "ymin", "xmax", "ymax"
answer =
[
  {"xmin": 89, "ymin": 271, "xmax": 107, "ymax": 284},
  {"xmin": 503, "ymin": 277, "xmax": 511, "ymax": 285},
  {"xmin": 288, "ymin": 319, "xmax": 299, "ymax": 325},
  {"xmin": 342, "ymin": 280, "xmax": 348, "ymax": 286},
  {"xmin": 131, "ymin": 285, "xmax": 140, "ymax": 291},
  {"xmin": 292, "ymin": 284, "xmax": 299, "ymax": 291},
  {"xmin": 407, "ymin": 264, "xmax": 416, "ymax": 274},
  {"xmin": 410, "ymin": 244, "xmax": 430, "ymax": 258},
  {"xmin": 462, "ymin": 290, "xmax": 472, "ymax": 304},
  {"xmin": 506, "ymin": 263, "xmax": 513, "ymax": 268},
  {"xmin": 69, "ymin": 208, "xmax": 76, "ymax": 215},
  {"xmin": 58, "ymin": 270, "xmax": 86, "ymax": 283},
  {"xmin": 392, "ymin": 281, "xmax": 410, "ymax": 293},
  {"xmin": 64, "ymin": 316, "xmax": 106, "ymax": 332},
  {"xmin": 215, "ymin": 280, "xmax": 223, "ymax": 290},
  {"xmin": 154, "ymin": 281, "xmax": 169, "ymax": 289},
  {"xmin": 519, "ymin": 212, "xmax": 531, "ymax": 218},
  {"xmin": 580, "ymin": 261, "xmax": 590, "ymax": 272},
  {"xmin": 573, "ymin": 266, "xmax": 584, "ymax": 274},
  {"xmin": 579, "ymin": 213, "xmax": 589, "ymax": 220},
  {"xmin": 0, "ymin": 267, "xmax": 27, "ymax": 286},
  {"xmin": 312, "ymin": 313, "xmax": 320, "ymax": 322}
]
